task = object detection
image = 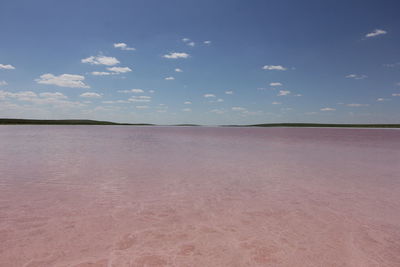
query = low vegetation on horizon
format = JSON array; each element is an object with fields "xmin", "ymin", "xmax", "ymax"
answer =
[{"xmin": 1, "ymin": 118, "xmax": 399, "ymax": 128}]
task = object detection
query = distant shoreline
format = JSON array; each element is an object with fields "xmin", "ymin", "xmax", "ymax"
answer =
[{"xmin": 1, "ymin": 118, "xmax": 400, "ymax": 128}]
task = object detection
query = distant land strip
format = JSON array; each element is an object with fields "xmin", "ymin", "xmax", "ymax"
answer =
[
  {"xmin": 0, "ymin": 119, "xmax": 400, "ymax": 128},
  {"xmin": 236, "ymin": 123, "xmax": 400, "ymax": 128},
  {"xmin": 0, "ymin": 118, "xmax": 153, "ymax": 126}
]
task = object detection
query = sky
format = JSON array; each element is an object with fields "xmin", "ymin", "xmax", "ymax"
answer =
[{"xmin": 1, "ymin": 0, "xmax": 400, "ymax": 125}]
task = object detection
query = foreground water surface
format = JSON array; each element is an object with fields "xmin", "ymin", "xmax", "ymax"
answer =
[{"xmin": 0, "ymin": 126, "xmax": 399, "ymax": 266}]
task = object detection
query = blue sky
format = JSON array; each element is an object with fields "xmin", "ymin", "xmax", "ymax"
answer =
[{"xmin": 1, "ymin": 0, "xmax": 400, "ymax": 125}]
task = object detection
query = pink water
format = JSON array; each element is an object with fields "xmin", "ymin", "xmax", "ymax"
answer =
[{"xmin": 0, "ymin": 126, "xmax": 399, "ymax": 266}]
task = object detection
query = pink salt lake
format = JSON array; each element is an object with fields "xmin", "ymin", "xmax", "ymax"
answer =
[{"xmin": 0, "ymin": 126, "xmax": 399, "ymax": 266}]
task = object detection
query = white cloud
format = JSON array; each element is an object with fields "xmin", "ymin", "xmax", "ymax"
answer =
[
  {"xmin": 163, "ymin": 52, "xmax": 189, "ymax": 59},
  {"xmin": 262, "ymin": 65, "xmax": 287, "ymax": 71},
  {"xmin": 346, "ymin": 103, "xmax": 369, "ymax": 107},
  {"xmin": 136, "ymin": 105, "xmax": 148, "ymax": 109},
  {"xmin": 80, "ymin": 92, "xmax": 102, "ymax": 98},
  {"xmin": 204, "ymin": 40, "xmax": 211, "ymax": 45},
  {"xmin": 107, "ymin": 66, "xmax": 132, "ymax": 73},
  {"xmin": 270, "ymin": 82, "xmax": 282, "ymax": 86},
  {"xmin": 81, "ymin": 55, "xmax": 120, "ymax": 66},
  {"xmin": 204, "ymin": 94, "xmax": 216, "ymax": 98},
  {"xmin": 320, "ymin": 107, "xmax": 336, "ymax": 111},
  {"xmin": 91, "ymin": 71, "xmax": 111, "ymax": 76},
  {"xmin": 278, "ymin": 90, "xmax": 291, "ymax": 96},
  {"xmin": 365, "ymin": 29, "xmax": 387, "ymax": 38},
  {"xmin": 128, "ymin": 95, "xmax": 151, "ymax": 102},
  {"xmin": 272, "ymin": 101, "xmax": 281, "ymax": 105},
  {"xmin": 182, "ymin": 38, "xmax": 190, "ymax": 42},
  {"xmin": 392, "ymin": 93, "xmax": 400, "ymax": 96},
  {"xmin": 118, "ymin": 89, "xmax": 144, "ymax": 93},
  {"xmin": 165, "ymin": 76, "xmax": 175, "ymax": 80},
  {"xmin": 35, "ymin": 73, "xmax": 90, "ymax": 88},
  {"xmin": 113, "ymin": 42, "xmax": 135, "ymax": 51},
  {"xmin": 225, "ymin": 90, "xmax": 233, "ymax": 94},
  {"xmin": 0, "ymin": 81, "xmax": 7, "ymax": 86},
  {"xmin": 232, "ymin": 107, "xmax": 246, "ymax": 111},
  {"xmin": 384, "ymin": 62, "xmax": 400, "ymax": 68},
  {"xmin": 377, "ymin": 98, "xmax": 389, "ymax": 102},
  {"xmin": 0, "ymin": 90, "xmax": 37, "ymax": 101},
  {"xmin": 39, "ymin": 92, "xmax": 67, "ymax": 99},
  {"xmin": 175, "ymin": 68, "xmax": 183, "ymax": 72},
  {"xmin": 187, "ymin": 42, "xmax": 195, "ymax": 47},
  {"xmin": 210, "ymin": 109, "xmax": 225, "ymax": 114},
  {"xmin": 102, "ymin": 100, "xmax": 129, "ymax": 104},
  {"xmin": 346, "ymin": 74, "xmax": 367, "ymax": 80},
  {"xmin": 148, "ymin": 90, "xmax": 155, "ymax": 93},
  {"xmin": 182, "ymin": 108, "xmax": 192, "ymax": 112},
  {"xmin": 0, "ymin": 64, "xmax": 15, "ymax": 70},
  {"xmin": 0, "ymin": 90, "xmax": 84, "ymax": 108},
  {"xmin": 184, "ymin": 101, "xmax": 192, "ymax": 105},
  {"xmin": 216, "ymin": 98, "xmax": 224, "ymax": 102}
]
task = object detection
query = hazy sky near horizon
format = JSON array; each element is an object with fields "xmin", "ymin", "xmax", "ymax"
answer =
[{"xmin": 1, "ymin": 0, "xmax": 400, "ymax": 125}]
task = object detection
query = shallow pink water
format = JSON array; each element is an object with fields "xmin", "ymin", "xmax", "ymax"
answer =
[{"xmin": 0, "ymin": 126, "xmax": 400, "ymax": 266}]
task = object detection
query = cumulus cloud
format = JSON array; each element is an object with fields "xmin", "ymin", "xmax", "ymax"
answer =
[
  {"xmin": 225, "ymin": 90, "xmax": 233, "ymax": 94},
  {"xmin": 0, "ymin": 64, "xmax": 15, "ymax": 70},
  {"xmin": 210, "ymin": 109, "xmax": 225, "ymax": 114},
  {"xmin": 232, "ymin": 107, "xmax": 246, "ymax": 111},
  {"xmin": 377, "ymin": 98, "xmax": 389, "ymax": 102},
  {"xmin": 0, "ymin": 81, "xmax": 7, "ymax": 86},
  {"xmin": 182, "ymin": 108, "xmax": 192, "ymax": 112},
  {"xmin": 165, "ymin": 76, "xmax": 175, "ymax": 80},
  {"xmin": 365, "ymin": 29, "xmax": 387, "ymax": 38},
  {"xmin": 128, "ymin": 95, "xmax": 151, "ymax": 102},
  {"xmin": 270, "ymin": 82, "xmax": 282, "ymax": 87},
  {"xmin": 272, "ymin": 101, "xmax": 281, "ymax": 105},
  {"xmin": 107, "ymin": 66, "xmax": 132, "ymax": 73},
  {"xmin": 346, "ymin": 103, "xmax": 369, "ymax": 107},
  {"xmin": 384, "ymin": 62, "xmax": 400, "ymax": 68},
  {"xmin": 0, "ymin": 90, "xmax": 84, "ymax": 108},
  {"xmin": 392, "ymin": 93, "xmax": 400, "ymax": 96},
  {"xmin": 81, "ymin": 55, "xmax": 120, "ymax": 66},
  {"xmin": 80, "ymin": 92, "xmax": 102, "ymax": 98},
  {"xmin": 175, "ymin": 68, "xmax": 183, "ymax": 72},
  {"xmin": 163, "ymin": 52, "xmax": 189, "ymax": 59},
  {"xmin": 278, "ymin": 90, "xmax": 291, "ymax": 96},
  {"xmin": 262, "ymin": 65, "xmax": 287, "ymax": 71},
  {"xmin": 182, "ymin": 38, "xmax": 190, "ymax": 42},
  {"xmin": 216, "ymin": 98, "xmax": 224, "ymax": 102},
  {"xmin": 346, "ymin": 74, "xmax": 367, "ymax": 80},
  {"xmin": 118, "ymin": 89, "xmax": 144, "ymax": 93},
  {"xmin": 91, "ymin": 71, "xmax": 111, "ymax": 76},
  {"xmin": 39, "ymin": 92, "xmax": 67, "ymax": 99},
  {"xmin": 184, "ymin": 101, "xmax": 192, "ymax": 105},
  {"xmin": 102, "ymin": 100, "xmax": 129, "ymax": 104},
  {"xmin": 35, "ymin": 73, "xmax": 90, "ymax": 88},
  {"xmin": 320, "ymin": 107, "xmax": 336, "ymax": 111},
  {"xmin": 204, "ymin": 94, "xmax": 216, "ymax": 98},
  {"xmin": 0, "ymin": 90, "xmax": 37, "ymax": 101},
  {"xmin": 204, "ymin": 40, "xmax": 211, "ymax": 45},
  {"xmin": 187, "ymin": 42, "xmax": 195, "ymax": 47},
  {"xmin": 113, "ymin": 42, "xmax": 135, "ymax": 51}
]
